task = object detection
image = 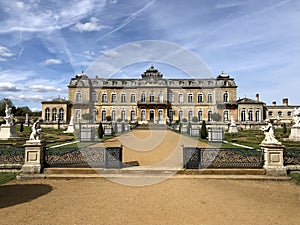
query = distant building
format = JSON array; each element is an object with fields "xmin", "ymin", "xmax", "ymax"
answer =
[{"xmin": 41, "ymin": 97, "xmax": 69, "ymax": 125}]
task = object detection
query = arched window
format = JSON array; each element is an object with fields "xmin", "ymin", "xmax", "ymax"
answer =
[
  {"xmin": 121, "ymin": 93, "xmax": 126, "ymax": 103},
  {"xmin": 158, "ymin": 109, "xmax": 163, "ymax": 122},
  {"xmin": 150, "ymin": 92, "xmax": 155, "ymax": 103},
  {"xmin": 141, "ymin": 93, "xmax": 146, "ymax": 102},
  {"xmin": 111, "ymin": 109, "xmax": 116, "ymax": 122},
  {"xmin": 207, "ymin": 94, "xmax": 213, "ymax": 103},
  {"xmin": 102, "ymin": 110, "xmax": 106, "ymax": 121},
  {"xmin": 241, "ymin": 109, "xmax": 246, "ymax": 122},
  {"xmin": 188, "ymin": 110, "xmax": 193, "ymax": 122},
  {"xmin": 208, "ymin": 110, "xmax": 212, "ymax": 122},
  {"xmin": 179, "ymin": 110, "xmax": 183, "ymax": 121},
  {"xmin": 130, "ymin": 94, "xmax": 136, "ymax": 103},
  {"xmin": 248, "ymin": 109, "xmax": 253, "ymax": 121},
  {"xmin": 59, "ymin": 108, "xmax": 64, "ymax": 121},
  {"xmin": 255, "ymin": 110, "xmax": 260, "ymax": 122},
  {"xmin": 223, "ymin": 110, "xmax": 229, "ymax": 121},
  {"xmin": 188, "ymin": 94, "xmax": 193, "ymax": 103},
  {"xmin": 198, "ymin": 110, "xmax": 203, "ymax": 122},
  {"xmin": 198, "ymin": 93, "xmax": 203, "ymax": 103},
  {"xmin": 223, "ymin": 92, "xmax": 229, "ymax": 103},
  {"xmin": 121, "ymin": 109, "xmax": 126, "ymax": 121},
  {"xmin": 75, "ymin": 109, "xmax": 81, "ymax": 122},
  {"xmin": 52, "ymin": 108, "xmax": 57, "ymax": 121},
  {"xmin": 45, "ymin": 108, "xmax": 50, "ymax": 121},
  {"xmin": 178, "ymin": 94, "xmax": 183, "ymax": 103},
  {"xmin": 92, "ymin": 93, "xmax": 98, "ymax": 102},
  {"xmin": 141, "ymin": 109, "xmax": 146, "ymax": 122},
  {"xmin": 130, "ymin": 110, "xmax": 135, "ymax": 122},
  {"xmin": 158, "ymin": 92, "xmax": 163, "ymax": 103},
  {"xmin": 111, "ymin": 93, "xmax": 117, "ymax": 103},
  {"xmin": 92, "ymin": 109, "xmax": 97, "ymax": 123},
  {"xmin": 168, "ymin": 110, "xmax": 174, "ymax": 122},
  {"xmin": 101, "ymin": 93, "xmax": 107, "ymax": 102},
  {"xmin": 168, "ymin": 92, "xmax": 174, "ymax": 103},
  {"xmin": 76, "ymin": 92, "xmax": 82, "ymax": 102}
]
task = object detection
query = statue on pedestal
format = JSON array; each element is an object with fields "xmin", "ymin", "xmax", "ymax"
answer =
[
  {"xmin": 29, "ymin": 121, "xmax": 42, "ymax": 141},
  {"xmin": 261, "ymin": 121, "xmax": 281, "ymax": 145},
  {"xmin": 293, "ymin": 107, "xmax": 300, "ymax": 127},
  {"xmin": 4, "ymin": 104, "xmax": 14, "ymax": 125},
  {"xmin": 228, "ymin": 116, "xmax": 238, "ymax": 133}
]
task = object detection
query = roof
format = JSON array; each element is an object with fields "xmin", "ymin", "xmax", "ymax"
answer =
[
  {"xmin": 42, "ymin": 97, "xmax": 67, "ymax": 104},
  {"xmin": 237, "ymin": 97, "xmax": 265, "ymax": 104}
]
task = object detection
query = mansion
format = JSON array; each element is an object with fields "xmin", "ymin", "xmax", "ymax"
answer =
[{"xmin": 41, "ymin": 65, "xmax": 297, "ymax": 127}]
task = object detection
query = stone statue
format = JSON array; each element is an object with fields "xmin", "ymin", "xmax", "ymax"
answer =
[
  {"xmin": 228, "ymin": 116, "xmax": 238, "ymax": 133},
  {"xmin": 261, "ymin": 121, "xmax": 281, "ymax": 145},
  {"xmin": 4, "ymin": 104, "xmax": 14, "ymax": 125},
  {"xmin": 230, "ymin": 116, "xmax": 236, "ymax": 126},
  {"xmin": 29, "ymin": 121, "xmax": 42, "ymax": 141},
  {"xmin": 293, "ymin": 107, "xmax": 300, "ymax": 127}
]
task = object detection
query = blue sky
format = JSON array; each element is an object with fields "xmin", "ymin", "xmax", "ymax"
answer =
[{"xmin": 0, "ymin": 0, "xmax": 299, "ymax": 111}]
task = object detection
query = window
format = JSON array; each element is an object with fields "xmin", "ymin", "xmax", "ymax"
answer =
[
  {"xmin": 208, "ymin": 110, "xmax": 212, "ymax": 122},
  {"xmin": 112, "ymin": 110, "xmax": 116, "ymax": 122},
  {"xmin": 278, "ymin": 111, "xmax": 283, "ymax": 117},
  {"xmin": 224, "ymin": 110, "xmax": 229, "ymax": 121},
  {"xmin": 141, "ymin": 109, "xmax": 146, "ymax": 122},
  {"xmin": 198, "ymin": 110, "xmax": 203, "ymax": 122},
  {"xmin": 207, "ymin": 94, "xmax": 213, "ymax": 103},
  {"xmin": 111, "ymin": 93, "xmax": 117, "ymax": 103},
  {"xmin": 150, "ymin": 92, "xmax": 155, "ymax": 103},
  {"xmin": 223, "ymin": 92, "xmax": 229, "ymax": 103},
  {"xmin": 76, "ymin": 92, "xmax": 82, "ymax": 102},
  {"xmin": 121, "ymin": 109, "xmax": 126, "ymax": 121},
  {"xmin": 92, "ymin": 93, "xmax": 97, "ymax": 102},
  {"xmin": 188, "ymin": 93, "xmax": 193, "ymax": 103},
  {"xmin": 45, "ymin": 108, "xmax": 50, "ymax": 121},
  {"xmin": 178, "ymin": 94, "xmax": 183, "ymax": 103},
  {"xmin": 168, "ymin": 92, "xmax": 174, "ymax": 103},
  {"xmin": 287, "ymin": 111, "xmax": 292, "ymax": 117},
  {"xmin": 92, "ymin": 109, "xmax": 97, "ymax": 123},
  {"xmin": 188, "ymin": 110, "xmax": 193, "ymax": 122},
  {"xmin": 168, "ymin": 110, "xmax": 174, "ymax": 122},
  {"xmin": 198, "ymin": 93, "xmax": 203, "ymax": 103},
  {"xmin": 52, "ymin": 108, "xmax": 57, "ymax": 121},
  {"xmin": 241, "ymin": 109, "xmax": 246, "ymax": 122},
  {"xmin": 268, "ymin": 111, "xmax": 273, "ymax": 117},
  {"xmin": 248, "ymin": 110, "xmax": 253, "ymax": 121},
  {"xmin": 130, "ymin": 110, "xmax": 135, "ymax": 121},
  {"xmin": 102, "ymin": 110, "xmax": 106, "ymax": 121},
  {"xmin": 121, "ymin": 93, "xmax": 126, "ymax": 103},
  {"xmin": 75, "ymin": 109, "xmax": 81, "ymax": 122},
  {"xmin": 255, "ymin": 110, "xmax": 260, "ymax": 122},
  {"xmin": 179, "ymin": 110, "xmax": 183, "ymax": 121},
  {"xmin": 130, "ymin": 94, "xmax": 136, "ymax": 103},
  {"xmin": 59, "ymin": 108, "xmax": 64, "ymax": 121},
  {"xmin": 158, "ymin": 110, "xmax": 163, "ymax": 122},
  {"xmin": 102, "ymin": 93, "xmax": 107, "ymax": 102},
  {"xmin": 141, "ymin": 93, "xmax": 146, "ymax": 102},
  {"xmin": 158, "ymin": 92, "xmax": 163, "ymax": 103}
]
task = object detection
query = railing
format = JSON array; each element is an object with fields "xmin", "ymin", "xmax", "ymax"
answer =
[
  {"xmin": 283, "ymin": 150, "xmax": 300, "ymax": 166},
  {"xmin": 45, "ymin": 146, "xmax": 122, "ymax": 168},
  {"xmin": 0, "ymin": 148, "xmax": 25, "ymax": 165},
  {"xmin": 183, "ymin": 148, "xmax": 264, "ymax": 169}
]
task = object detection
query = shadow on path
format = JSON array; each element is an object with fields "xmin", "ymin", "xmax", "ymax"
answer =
[{"xmin": 0, "ymin": 184, "xmax": 52, "ymax": 209}]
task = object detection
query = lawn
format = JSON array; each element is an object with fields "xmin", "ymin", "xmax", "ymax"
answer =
[{"xmin": 0, "ymin": 173, "xmax": 17, "ymax": 185}]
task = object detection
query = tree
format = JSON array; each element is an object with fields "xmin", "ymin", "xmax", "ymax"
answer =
[
  {"xmin": 98, "ymin": 122, "xmax": 104, "ymax": 139},
  {"xmin": 282, "ymin": 123, "xmax": 287, "ymax": 134},
  {"xmin": 20, "ymin": 122, "xmax": 24, "ymax": 132},
  {"xmin": 211, "ymin": 112, "xmax": 222, "ymax": 122},
  {"xmin": 0, "ymin": 98, "xmax": 14, "ymax": 116},
  {"xmin": 200, "ymin": 120, "xmax": 208, "ymax": 139},
  {"xmin": 106, "ymin": 116, "xmax": 112, "ymax": 122}
]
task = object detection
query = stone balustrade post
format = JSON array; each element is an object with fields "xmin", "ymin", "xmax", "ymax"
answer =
[
  {"xmin": 260, "ymin": 143, "xmax": 286, "ymax": 176},
  {"xmin": 21, "ymin": 140, "xmax": 45, "ymax": 174}
]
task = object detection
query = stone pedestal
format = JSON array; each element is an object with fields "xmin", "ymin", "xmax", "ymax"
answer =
[
  {"xmin": 64, "ymin": 124, "xmax": 74, "ymax": 133},
  {"xmin": 0, "ymin": 125, "xmax": 18, "ymax": 140},
  {"xmin": 260, "ymin": 143, "xmax": 286, "ymax": 176},
  {"xmin": 289, "ymin": 126, "xmax": 300, "ymax": 141},
  {"xmin": 21, "ymin": 140, "xmax": 45, "ymax": 174},
  {"xmin": 228, "ymin": 124, "xmax": 238, "ymax": 133}
]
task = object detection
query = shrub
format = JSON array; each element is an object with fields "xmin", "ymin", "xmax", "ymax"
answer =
[
  {"xmin": 211, "ymin": 113, "xmax": 222, "ymax": 122},
  {"xmin": 106, "ymin": 116, "xmax": 112, "ymax": 121},
  {"xmin": 283, "ymin": 123, "xmax": 287, "ymax": 134},
  {"xmin": 192, "ymin": 116, "xmax": 198, "ymax": 123},
  {"xmin": 182, "ymin": 118, "xmax": 187, "ymax": 123},
  {"xmin": 20, "ymin": 122, "xmax": 24, "ymax": 132},
  {"xmin": 200, "ymin": 120, "xmax": 208, "ymax": 139},
  {"xmin": 98, "ymin": 122, "xmax": 104, "ymax": 139},
  {"xmin": 117, "ymin": 118, "xmax": 122, "ymax": 122}
]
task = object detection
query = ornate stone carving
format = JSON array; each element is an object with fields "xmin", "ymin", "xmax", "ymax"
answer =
[
  {"xmin": 29, "ymin": 121, "xmax": 42, "ymax": 141},
  {"xmin": 261, "ymin": 121, "xmax": 281, "ymax": 145}
]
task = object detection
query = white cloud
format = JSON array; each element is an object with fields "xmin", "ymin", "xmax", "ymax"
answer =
[
  {"xmin": 0, "ymin": 82, "xmax": 21, "ymax": 92},
  {"xmin": 102, "ymin": 50, "xmax": 119, "ymax": 57},
  {"xmin": 0, "ymin": 46, "xmax": 14, "ymax": 57},
  {"xmin": 10, "ymin": 94, "xmax": 45, "ymax": 102},
  {"xmin": 41, "ymin": 58, "xmax": 62, "ymax": 65},
  {"xmin": 28, "ymin": 84, "xmax": 62, "ymax": 92},
  {"xmin": 16, "ymin": 1, "xmax": 24, "ymax": 9},
  {"xmin": 82, "ymin": 50, "xmax": 95, "ymax": 60},
  {"xmin": 0, "ymin": 57, "xmax": 7, "ymax": 62},
  {"xmin": 71, "ymin": 17, "xmax": 108, "ymax": 32}
]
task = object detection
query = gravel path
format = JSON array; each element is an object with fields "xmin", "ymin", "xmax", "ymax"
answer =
[{"xmin": 0, "ymin": 178, "xmax": 299, "ymax": 225}]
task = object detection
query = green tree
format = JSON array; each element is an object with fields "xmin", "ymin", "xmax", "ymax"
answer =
[
  {"xmin": 98, "ymin": 122, "xmax": 104, "ymax": 139},
  {"xmin": 200, "ymin": 120, "xmax": 208, "ymax": 139},
  {"xmin": 20, "ymin": 122, "xmax": 24, "ymax": 132},
  {"xmin": 211, "ymin": 112, "xmax": 222, "ymax": 122},
  {"xmin": 282, "ymin": 123, "xmax": 287, "ymax": 134}
]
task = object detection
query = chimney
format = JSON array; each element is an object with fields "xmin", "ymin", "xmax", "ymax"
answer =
[
  {"xmin": 272, "ymin": 101, "xmax": 276, "ymax": 106},
  {"xmin": 283, "ymin": 98, "xmax": 288, "ymax": 106},
  {"xmin": 256, "ymin": 93, "xmax": 260, "ymax": 102}
]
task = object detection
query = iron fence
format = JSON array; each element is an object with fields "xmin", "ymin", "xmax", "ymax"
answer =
[
  {"xmin": 183, "ymin": 147, "xmax": 264, "ymax": 169},
  {"xmin": 283, "ymin": 150, "xmax": 300, "ymax": 166},
  {"xmin": 0, "ymin": 147, "xmax": 25, "ymax": 165}
]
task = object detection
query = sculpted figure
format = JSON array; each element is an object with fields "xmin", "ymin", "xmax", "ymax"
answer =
[
  {"xmin": 293, "ymin": 107, "xmax": 300, "ymax": 127},
  {"xmin": 261, "ymin": 121, "xmax": 281, "ymax": 145},
  {"xmin": 4, "ymin": 104, "xmax": 14, "ymax": 125},
  {"xmin": 29, "ymin": 121, "xmax": 42, "ymax": 140}
]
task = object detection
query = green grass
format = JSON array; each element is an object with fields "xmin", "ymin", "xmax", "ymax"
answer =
[
  {"xmin": 0, "ymin": 173, "xmax": 17, "ymax": 185},
  {"xmin": 289, "ymin": 173, "xmax": 300, "ymax": 185}
]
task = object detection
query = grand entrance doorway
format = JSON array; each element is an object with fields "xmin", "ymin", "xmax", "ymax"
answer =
[{"xmin": 150, "ymin": 109, "xmax": 155, "ymax": 122}]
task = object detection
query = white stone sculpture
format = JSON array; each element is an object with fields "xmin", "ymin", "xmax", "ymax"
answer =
[
  {"xmin": 29, "ymin": 121, "xmax": 42, "ymax": 141},
  {"xmin": 4, "ymin": 104, "xmax": 14, "ymax": 125},
  {"xmin": 261, "ymin": 121, "xmax": 281, "ymax": 145},
  {"xmin": 293, "ymin": 107, "xmax": 300, "ymax": 127},
  {"xmin": 64, "ymin": 116, "xmax": 75, "ymax": 133},
  {"xmin": 228, "ymin": 116, "xmax": 238, "ymax": 133}
]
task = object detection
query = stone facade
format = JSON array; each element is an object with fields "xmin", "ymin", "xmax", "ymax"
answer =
[
  {"xmin": 66, "ymin": 66, "xmax": 238, "ymax": 125},
  {"xmin": 41, "ymin": 97, "xmax": 69, "ymax": 125}
]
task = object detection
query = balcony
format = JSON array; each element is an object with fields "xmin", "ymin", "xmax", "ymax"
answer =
[{"xmin": 137, "ymin": 100, "xmax": 170, "ymax": 106}]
